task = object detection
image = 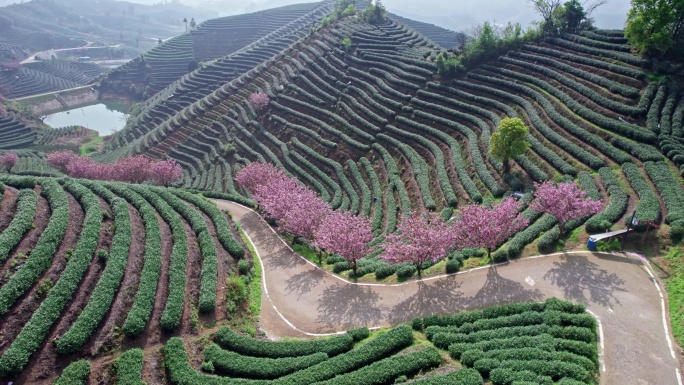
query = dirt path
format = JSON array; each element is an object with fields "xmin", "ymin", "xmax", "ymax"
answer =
[{"xmin": 212, "ymin": 199, "xmax": 683, "ymax": 385}]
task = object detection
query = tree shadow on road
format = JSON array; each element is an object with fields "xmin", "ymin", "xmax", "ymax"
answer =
[
  {"xmin": 285, "ymin": 269, "xmax": 326, "ymax": 300},
  {"xmin": 387, "ymin": 279, "xmax": 465, "ymax": 324},
  {"xmin": 467, "ymin": 266, "xmax": 545, "ymax": 310},
  {"xmin": 241, "ymin": 212, "xmax": 308, "ymax": 271},
  {"xmin": 315, "ymin": 283, "xmax": 387, "ymax": 329},
  {"xmin": 543, "ymin": 253, "xmax": 626, "ymax": 307}
]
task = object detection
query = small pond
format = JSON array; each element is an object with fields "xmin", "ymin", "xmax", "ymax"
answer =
[{"xmin": 44, "ymin": 102, "xmax": 130, "ymax": 136}]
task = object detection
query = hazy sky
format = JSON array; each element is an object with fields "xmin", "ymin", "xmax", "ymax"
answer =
[
  {"xmin": 5, "ymin": 0, "xmax": 629, "ymax": 32},
  {"xmin": 382, "ymin": 0, "xmax": 632, "ymax": 32},
  {"xmin": 174, "ymin": 0, "xmax": 632, "ymax": 31}
]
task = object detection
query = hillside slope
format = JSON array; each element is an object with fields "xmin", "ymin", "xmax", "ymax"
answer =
[
  {"xmin": 0, "ymin": 175, "xmax": 249, "ymax": 383},
  {"xmin": 99, "ymin": 1, "xmax": 333, "ymax": 98},
  {"xmin": 0, "ymin": 0, "xmax": 214, "ymax": 98},
  {"xmin": 99, "ymin": 15, "xmax": 684, "ymax": 264}
]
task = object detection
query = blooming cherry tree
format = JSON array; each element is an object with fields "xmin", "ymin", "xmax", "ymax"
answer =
[
  {"xmin": 0, "ymin": 152, "xmax": 17, "ymax": 172},
  {"xmin": 380, "ymin": 211, "xmax": 457, "ymax": 276},
  {"xmin": 235, "ymin": 162, "xmax": 285, "ymax": 193},
  {"xmin": 150, "ymin": 159, "xmax": 183, "ymax": 186},
  {"xmin": 46, "ymin": 151, "xmax": 182, "ymax": 185},
  {"xmin": 47, "ymin": 150, "xmax": 80, "ymax": 173},
  {"xmin": 314, "ymin": 211, "xmax": 373, "ymax": 274},
  {"xmin": 453, "ymin": 197, "xmax": 529, "ymax": 258},
  {"xmin": 248, "ymin": 92, "xmax": 270, "ymax": 111},
  {"xmin": 530, "ymin": 181, "xmax": 602, "ymax": 235},
  {"xmin": 252, "ymin": 175, "xmax": 331, "ymax": 242},
  {"xmin": 116, "ymin": 155, "xmax": 152, "ymax": 183}
]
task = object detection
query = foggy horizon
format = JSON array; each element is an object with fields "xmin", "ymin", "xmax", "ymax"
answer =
[{"xmin": 119, "ymin": 0, "xmax": 632, "ymax": 32}]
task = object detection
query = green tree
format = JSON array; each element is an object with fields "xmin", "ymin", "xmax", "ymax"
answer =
[
  {"xmin": 562, "ymin": 0, "xmax": 586, "ymax": 33},
  {"xmin": 489, "ymin": 118, "xmax": 531, "ymax": 173},
  {"xmin": 528, "ymin": 0, "xmax": 563, "ymax": 33},
  {"xmin": 625, "ymin": 0, "xmax": 684, "ymax": 58},
  {"xmin": 334, "ymin": 0, "xmax": 355, "ymax": 17},
  {"xmin": 362, "ymin": 0, "xmax": 387, "ymax": 24}
]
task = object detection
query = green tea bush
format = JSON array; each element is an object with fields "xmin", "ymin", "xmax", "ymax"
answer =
[
  {"xmin": 55, "ymin": 198, "xmax": 132, "ymax": 354},
  {"xmin": 213, "ymin": 327, "xmax": 353, "ymax": 358},
  {"xmin": 53, "ymin": 359, "xmax": 90, "ymax": 385},
  {"xmin": 0, "ymin": 189, "xmax": 37, "ymax": 263},
  {"xmin": 0, "ymin": 180, "xmax": 68, "ymax": 315},
  {"xmin": 114, "ymin": 348, "xmax": 146, "ymax": 385},
  {"xmin": 204, "ymin": 344, "xmax": 328, "ymax": 379}
]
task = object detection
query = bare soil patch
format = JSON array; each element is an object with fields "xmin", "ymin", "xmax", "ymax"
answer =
[{"xmin": 0, "ymin": 192, "xmax": 83, "ymax": 356}]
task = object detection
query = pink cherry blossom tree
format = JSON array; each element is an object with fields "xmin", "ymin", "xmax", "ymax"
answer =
[
  {"xmin": 314, "ymin": 210, "xmax": 373, "ymax": 274},
  {"xmin": 3, "ymin": 61, "xmax": 20, "ymax": 70},
  {"xmin": 116, "ymin": 155, "xmax": 152, "ymax": 183},
  {"xmin": 452, "ymin": 197, "xmax": 530, "ymax": 259},
  {"xmin": 65, "ymin": 156, "xmax": 97, "ymax": 179},
  {"xmin": 0, "ymin": 152, "xmax": 17, "ymax": 172},
  {"xmin": 252, "ymin": 175, "xmax": 331, "ymax": 243},
  {"xmin": 380, "ymin": 211, "xmax": 457, "ymax": 276},
  {"xmin": 47, "ymin": 150, "xmax": 80, "ymax": 173},
  {"xmin": 251, "ymin": 174, "xmax": 299, "ymax": 220},
  {"xmin": 47, "ymin": 151, "xmax": 168, "ymax": 184},
  {"xmin": 279, "ymin": 187, "xmax": 332, "ymax": 242},
  {"xmin": 530, "ymin": 181, "xmax": 602, "ymax": 235},
  {"xmin": 150, "ymin": 159, "xmax": 183, "ymax": 186},
  {"xmin": 248, "ymin": 92, "xmax": 270, "ymax": 111},
  {"xmin": 235, "ymin": 162, "xmax": 285, "ymax": 194}
]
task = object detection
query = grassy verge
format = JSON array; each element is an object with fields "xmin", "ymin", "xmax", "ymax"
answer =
[
  {"xmin": 663, "ymin": 247, "xmax": 684, "ymax": 347},
  {"xmin": 239, "ymin": 227, "xmax": 262, "ymax": 318}
]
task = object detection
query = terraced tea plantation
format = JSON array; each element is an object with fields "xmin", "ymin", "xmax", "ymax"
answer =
[
  {"xmin": 0, "ymin": 113, "xmax": 37, "ymax": 150},
  {"xmin": 48, "ymin": 298, "xmax": 595, "ymax": 384},
  {"xmin": 0, "ymin": 175, "xmax": 250, "ymax": 383},
  {"xmin": 101, "ymin": 2, "xmax": 330, "ymax": 97},
  {"xmin": 102, "ymin": 14, "xmax": 684, "ymax": 279},
  {"xmin": 0, "ymin": 0, "xmax": 213, "ymax": 98},
  {"xmin": 0, "ymin": 61, "xmax": 108, "ymax": 99}
]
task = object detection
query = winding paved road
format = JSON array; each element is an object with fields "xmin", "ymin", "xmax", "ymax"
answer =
[{"xmin": 213, "ymin": 200, "xmax": 683, "ymax": 385}]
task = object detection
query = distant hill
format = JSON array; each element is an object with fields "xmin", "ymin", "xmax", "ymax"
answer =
[
  {"xmin": 387, "ymin": 13, "xmax": 463, "ymax": 49},
  {"xmin": 96, "ymin": 12, "xmax": 684, "ymax": 263},
  {"xmin": 0, "ymin": 0, "xmax": 215, "ymax": 99},
  {"xmin": 99, "ymin": 1, "xmax": 332, "ymax": 99}
]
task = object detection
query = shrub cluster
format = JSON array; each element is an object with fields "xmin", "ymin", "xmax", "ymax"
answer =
[
  {"xmin": 114, "ymin": 348, "xmax": 146, "ymax": 385},
  {"xmin": 53, "ymin": 359, "xmax": 91, "ymax": 385},
  {"xmin": 0, "ymin": 179, "xmax": 68, "ymax": 315},
  {"xmin": 397, "ymin": 115, "xmax": 483, "ymax": 202},
  {"xmin": 204, "ymin": 344, "xmax": 328, "ymax": 379},
  {"xmin": 55, "ymin": 197, "xmax": 132, "ymax": 354},
  {"xmin": 622, "ymin": 163, "xmax": 661, "ymax": 227},
  {"xmin": 174, "ymin": 190, "xmax": 244, "ymax": 258},
  {"xmin": 0, "ymin": 188, "xmax": 37, "ymax": 263},
  {"xmin": 129, "ymin": 186, "xmax": 189, "ymax": 329},
  {"xmin": 644, "ymin": 161, "xmax": 684, "ymax": 224},
  {"xmin": 0, "ymin": 181, "xmax": 101, "ymax": 376},
  {"xmin": 585, "ymin": 168, "xmax": 628, "ymax": 232},
  {"xmin": 313, "ymin": 347, "xmax": 441, "ymax": 385},
  {"xmin": 107, "ymin": 184, "xmax": 163, "ymax": 337},
  {"xmin": 409, "ymin": 368, "xmax": 483, "ymax": 384},
  {"xmin": 213, "ymin": 327, "xmax": 353, "ymax": 358}
]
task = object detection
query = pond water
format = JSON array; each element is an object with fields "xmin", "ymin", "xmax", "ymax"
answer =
[{"xmin": 44, "ymin": 102, "xmax": 130, "ymax": 136}]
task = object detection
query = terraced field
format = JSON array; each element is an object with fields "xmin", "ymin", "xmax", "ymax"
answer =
[
  {"xmin": 0, "ymin": 175, "xmax": 248, "ymax": 383},
  {"xmin": 40, "ymin": 297, "xmax": 597, "ymax": 384},
  {"xmin": 0, "ymin": 113, "xmax": 37, "ymax": 150},
  {"xmin": 100, "ymin": 2, "xmax": 332, "ymax": 97},
  {"xmin": 0, "ymin": 0, "xmax": 214, "ymax": 98},
  {"xmin": 102, "ymin": 15, "xmax": 684, "ymax": 279},
  {"xmin": 0, "ymin": 61, "xmax": 108, "ymax": 99}
]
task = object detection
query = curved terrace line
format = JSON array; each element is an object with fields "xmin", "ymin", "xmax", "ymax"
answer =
[{"xmin": 212, "ymin": 199, "xmax": 683, "ymax": 385}]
